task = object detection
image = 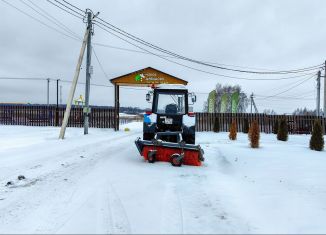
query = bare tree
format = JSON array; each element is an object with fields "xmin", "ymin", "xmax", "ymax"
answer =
[
  {"xmin": 263, "ymin": 109, "xmax": 277, "ymax": 115},
  {"xmin": 212, "ymin": 84, "xmax": 249, "ymax": 113}
]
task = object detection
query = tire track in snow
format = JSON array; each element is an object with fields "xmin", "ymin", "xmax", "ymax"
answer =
[
  {"xmin": 204, "ymin": 144, "xmax": 234, "ymax": 174},
  {"xmin": 53, "ymin": 182, "xmax": 132, "ymax": 234},
  {"xmin": 160, "ymin": 183, "xmax": 184, "ymax": 234},
  {"xmin": 167, "ymin": 171, "xmax": 251, "ymax": 234},
  {"xmin": 197, "ymin": 145, "xmax": 252, "ymax": 233},
  {"xmin": 157, "ymin": 144, "xmax": 239, "ymax": 234},
  {"xmin": 107, "ymin": 183, "xmax": 132, "ymax": 234},
  {"xmin": 0, "ymin": 130, "xmax": 141, "ymax": 188},
  {"xmin": 52, "ymin": 141, "xmax": 135, "ymax": 234},
  {"xmin": 0, "ymin": 131, "xmax": 139, "ymax": 233},
  {"xmin": 159, "ymin": 174, "xmax": 221, "ymax": 234},
  {"xmin": 53, "ymin": 142, "xmax": 134, "ymax": 234}
]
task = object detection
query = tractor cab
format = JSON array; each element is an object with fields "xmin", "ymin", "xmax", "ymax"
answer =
[
  {"xmin": 143, "ymin": 85, "xmax": 197, "ymax": 144},
  {"xmin": 151, "ymin": 86, "xmax": 188, "ymax": 116}
]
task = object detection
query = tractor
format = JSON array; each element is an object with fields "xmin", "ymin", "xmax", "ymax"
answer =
[{"xmin": 135, "ymin": 84, "xmax": 204, "ymax": 167}]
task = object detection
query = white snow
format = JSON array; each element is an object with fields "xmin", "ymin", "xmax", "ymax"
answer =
[
  {"xmin": 119, "ymin": 113, "xmax": 140, "ymax": 117},
  {"xmin": 0, "ymin": 123, "xmax": 325, "ymax": 234}
]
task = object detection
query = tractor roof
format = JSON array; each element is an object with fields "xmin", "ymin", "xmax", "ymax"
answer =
[{"xmin": 156, "ymin": 84, "xmax": 187, "ymax": 90}]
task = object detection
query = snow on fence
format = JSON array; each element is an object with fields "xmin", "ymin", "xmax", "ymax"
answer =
[{"xmin": 196, "ymin": 112, "xmax": 326, "ymax": 134}]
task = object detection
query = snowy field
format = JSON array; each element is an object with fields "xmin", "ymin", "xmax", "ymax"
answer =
[{"xmin": 0, "ymin": 122, "xmax": 325, "ymax": 234}]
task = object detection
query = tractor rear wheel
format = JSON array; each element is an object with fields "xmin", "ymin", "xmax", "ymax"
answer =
[
  {"xmin": 143, "ymin": 133, "xmax": 155, "ymax": 141},
  {"xmin": 183, "ymin": 134, "xmax": 195, "ymax": 144},
  {"xmin": 148, "ymin": 150, "xmax": 156, "ymax": 163}
]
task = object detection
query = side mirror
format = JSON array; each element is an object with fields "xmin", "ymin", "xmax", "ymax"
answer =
[
  {"xmin": 191, "ymin": 95, "xmax": 197, "ymax": 103},
  {"xmin": 146, "ymin": 93, "xmax": 151, "ymax": 102}
]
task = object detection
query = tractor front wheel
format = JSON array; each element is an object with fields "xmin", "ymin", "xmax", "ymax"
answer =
[{"xmin": 171, "ymin": 153, "xmax": 183, "ymax": 167}]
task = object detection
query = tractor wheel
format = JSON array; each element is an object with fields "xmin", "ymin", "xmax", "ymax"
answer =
[
  {"xmin": 143, "ymin": 133, "xmax": 154, "ymax": 141},
  {"xmin": 183, "ymin": 134, "xmax": 195, "ymax": 144},
  {"xmin": 170, "ymin": 153, "xmax": 183, "ymax": 167},
  {"xmin": 148, "ymin": 150, "xmax": 156, "ymax": 163}
]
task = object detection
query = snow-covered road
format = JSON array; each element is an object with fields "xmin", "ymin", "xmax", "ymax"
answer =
[{"xmin": 0, "ymin": 123, "xmax": 325, "ymax": 234}]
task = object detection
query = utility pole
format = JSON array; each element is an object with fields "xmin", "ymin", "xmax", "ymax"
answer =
[
  {"xmin": 47, "ymin": 78, "xmax": 50, "ymax": 105},
  {"xmin": 56, "ymin": 79, "xmax": 59, "ymax": 107},
  {"xmin": 59, "ymin": 9, "xmax": 99, "ymax": 139},
  {"xmin": 55, "ymin": 79, "xmax": 60, "ymax": 126},
  {"xmin": 59, "ymin": 27, "xmax": 90, "ymax": 139},
  {"xmin": 84, "ymin": 11, "xmax": 93, "ymax": 135},
  {"xmin": 323, "ymin": 61, "xmax": 326, "ymax": 134},
  {"xmin": 60, "ymin": 85, "xmax": 63, "ymax": 105},
  {"xmin": 317, "ymin": 71, "xmax": 321, "ymax": 116},
  {"xmin": 324, "ymin": 61, "xmax": 326, "ymax": 117},
  {"xmin": 250, "ymin": 93, "xmax": 259, "ymax": 114},
  {"xmin": 250, "ymin": 93, "xmax": 253, "ymax": 113}
]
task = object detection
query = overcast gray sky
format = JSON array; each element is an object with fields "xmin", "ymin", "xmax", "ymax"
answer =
[{"xmin": 1, "ymin": 0, "xmax": 325, "ymax": 113}]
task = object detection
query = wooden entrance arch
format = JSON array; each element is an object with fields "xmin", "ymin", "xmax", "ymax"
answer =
[{"xmin": 110, "ymin": 67, "xmax": 188, "ymax": 131}]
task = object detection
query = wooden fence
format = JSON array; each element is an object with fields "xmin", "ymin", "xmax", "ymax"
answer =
[
  {"xmin": 195, "ymin": 113, "xmax": 326, "ymax": 134},
  {"xmin": 0, "ymin": 104, "xmax": 140, "ymax": 128},
  {"xmin": 1, "ymin": 105, "xmax": 325, "ymax": 134}
]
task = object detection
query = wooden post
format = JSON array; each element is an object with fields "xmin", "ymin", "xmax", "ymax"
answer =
[
  {"xmin": 324, "ymin": 61, "xmax": 326, "ymax": 117},
  {"xmin": 114, "ymin": 84, "xmax": 117, "ymax": 131},
  {"xmin": 114, "ymin": 84, "xmax": 120, "ymax": 131},
  {"xmin": 59, "ymin": 28, "xmax": 89, "ymax": 139}
]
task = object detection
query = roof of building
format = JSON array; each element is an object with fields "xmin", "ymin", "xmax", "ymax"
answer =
[{"xmin": 110, "ymin": 67, "xmax": 188, "ymax": 86}]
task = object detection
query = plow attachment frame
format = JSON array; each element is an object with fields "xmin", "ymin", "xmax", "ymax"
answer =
[{"xmin": 135, "ymin": 137, "xmax": 204, "ymax": 166}]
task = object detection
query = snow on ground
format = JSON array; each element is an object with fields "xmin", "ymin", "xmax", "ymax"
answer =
[
  {"xmin": 119, "ymin": 113, "xmax": 140, "ymax": 117},
  {"xmin": 0, "ymin": 123, "xmax": 325, "ymax": 234}
]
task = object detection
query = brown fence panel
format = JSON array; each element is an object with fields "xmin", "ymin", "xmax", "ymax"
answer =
[
  {"xmin": 195, "ymin": 112, "xmax": 326, "ymax": 135},
  {"xmin": 2, "ymin": 105, "xmax": 326, "ymax": 134},
  {"xmin": 0, "ymin": 104, "xmax": 116, "ymax": 128}
]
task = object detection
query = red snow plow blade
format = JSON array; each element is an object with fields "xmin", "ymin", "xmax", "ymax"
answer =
[{"xmin": 135, "ymin": 135, "xmax": 204, "ymax": 167}]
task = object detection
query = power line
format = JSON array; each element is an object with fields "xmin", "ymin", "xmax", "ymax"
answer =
[
  {"xmin": 293, "ymin": 90, "xmax": 316, "ymax": 97},
  {"xmin": 61, "ymin": 0, "xmax": 84, "ymax": 13},
  {"xmin": 256, "ymin": 75, "xmax": 315, "ymax": 100},
  {"xmin": 256, "ymin": 90, "xmax": 315, "ymax": 99},
  {"xmin": 0, "ymin": 77, "xmax": 49, "ymax": 81},
  {"xmin": 256, "ymin": 73, "xmax": 317, "ymax": 97},
  {"xmin": 19, "ymin": 0, "xmax": 80, "ymax": 40},
  {"xmin": 0, "ymin": 76, "xmax": 150, "ymax": 92},
  {"xmin": 92, "ymin": 46, "xmax": 110, "ymax": 79},
  {"xmin": 0, "ymin": 76, "xmax": 317, "ymax": 104},
  {"xmin": 3, "ymin": 0, "xmax": 322, "ymax": 101},
  {"xmin": 91, "ymin": 45, "xmax": 154, "ymax": 93},
  {"xmin": 0, "ymin": 0, "xmax": 80, "ymax": 41},
  {"xmin": 3, "ymin": 0, "xmax": 175, "ymax": 62},
  {"xmin": 50, "ymin": 0, "xmax": 84, "ymax": 18},
  {"xmin": 24, "ymin": 0, "xmax": 81, "ymax": 39},
  {"xmin": 92, "ymin": 42, "xmax": 321, "ymax": 76},
  {"xmin": 45, "ymin": 0, "xmax": 83, "ymax": 20},
  {"xmin": 256, "ymin": 96, "xmax": 315, "ymax": 101},
  {"xmin": 94, "ymin": 17, "xmax": 323, "ymax": 74},
  {"xmin": 93, "ymin": 42, "xmax": 178, "ymax": 59},
  {"xmin": 60, "ymin": 78, "xmax": 149, "ymax": 91},
  {"xmin": 36, "ymin": 0, "xmax": 323, "ymax": 78},
  {"xmin": 46, "ymin": 1, "xmax": 323, "ymax": 75},
  {"xmin": 94, "ymin": 22, "xmax": 319, "ymax": 81},
  {"xmin": 2, "ymin": 0, "xmax": 268, "ymax": 71},
  {"xmin": 60, "ymin": 79, "xmax": 109, "ymax": 87}
]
